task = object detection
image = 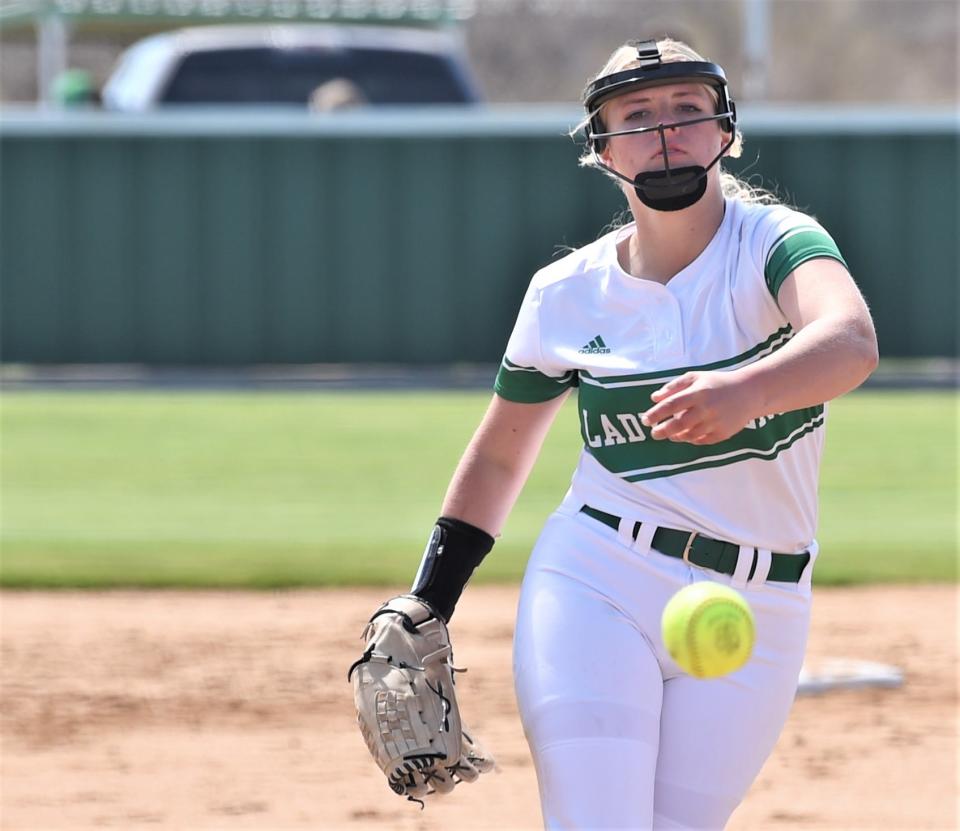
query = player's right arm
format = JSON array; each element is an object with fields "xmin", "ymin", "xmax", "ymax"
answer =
[
  {"xmin": 440, "ymin": 390, "xmax": 571, "ymax": 537},
  {"xmin": 408, "ymin": 269, "xmax": 572, "ymax": 624},
  {"xmin": 349, "ymin": 275, "xmax": 569, "ymax": 800},
  {"xmin": 406, "ymin": 388, "xmax": 569, "ymax": 624},
  {"xmin": 349, "ymin": 390, "xmax": 567, "ymax": 803}
]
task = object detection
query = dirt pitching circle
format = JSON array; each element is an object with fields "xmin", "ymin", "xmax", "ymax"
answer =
[{"xmin": 1, "ymin": 586, "xmax": 955, "ymax": 830}]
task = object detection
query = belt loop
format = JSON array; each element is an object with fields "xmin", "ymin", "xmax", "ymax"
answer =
[
  {"xmin": 632, "ymin": 521, "xmax": 656, "ymax": 555},
  {"xmin": 799, "ymin": 540, "xmax": 819, "ymax": 587},
  {"xmin": 731, "ymin": 545, "xmax": 753, "ymax": 588},
  {"xmin": 749, "ymin": 548, "xmax": 773, "ymax": 586},
  {"xmin": 616, "ymin": 516, "xmax": 635, "ymax": 548}
]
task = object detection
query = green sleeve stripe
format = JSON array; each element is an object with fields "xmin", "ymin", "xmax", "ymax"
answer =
[
  {"xmin": 765, "ymin": 228, "xmax": 848, "ymax": 296},
  {"xmin": 494, "ymin": 360, "xmax": 576, "ymax": 403}
]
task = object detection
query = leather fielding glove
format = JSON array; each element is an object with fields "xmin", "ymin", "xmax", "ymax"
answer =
[{"xmin": 348, "ymin": 595, "xmax": 495, "ymax": 805}]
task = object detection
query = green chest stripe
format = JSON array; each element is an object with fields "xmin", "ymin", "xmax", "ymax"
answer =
[
  {"xmin": 620, "ymin": 413, "xmax": 825, "ymax": 481},
  {"xmin": 578, "ymin": 380, "xmax": 824, "ymax": 481},
  {"xmin": 581, "ymin": 325, "xmax": 793, "ymax": 388}
]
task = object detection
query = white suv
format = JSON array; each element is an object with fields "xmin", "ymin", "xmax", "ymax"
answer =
[{"xmin": 102, "ymin": 24, "xmax": 481, "ymax": 111}]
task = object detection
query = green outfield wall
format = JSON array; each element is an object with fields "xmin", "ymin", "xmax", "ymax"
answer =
[{"xmin": 1, "ymin": 107, "xmax": 956, "ymax": 364}]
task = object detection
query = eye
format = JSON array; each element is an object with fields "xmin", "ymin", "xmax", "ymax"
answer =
[
  {"xmin": 677, "ymin": 103, "xmax": 703, "ymax": 113},
  {"xmin": 626, "ymin": 109, "xmax": 650, "ymax": 121}
]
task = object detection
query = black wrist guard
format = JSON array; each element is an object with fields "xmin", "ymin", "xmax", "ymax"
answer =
[{"xmin": 410, "ymin": 516, "xmax": 494, "ymax": 623}]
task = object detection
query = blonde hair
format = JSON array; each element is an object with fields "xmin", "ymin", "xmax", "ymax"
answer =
[{"xmin": 576, "ymin": 38, "xmax": 777, "ymax": 205}]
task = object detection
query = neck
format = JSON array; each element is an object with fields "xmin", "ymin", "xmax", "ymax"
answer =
[{"xmin": 619, "ymin": 183, "xmax": 726, "ymax": 284}]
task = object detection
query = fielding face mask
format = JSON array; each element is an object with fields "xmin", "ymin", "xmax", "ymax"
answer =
[{"xmin": 583, "ymin": 40, "xmax": 737, "ymax": 212}]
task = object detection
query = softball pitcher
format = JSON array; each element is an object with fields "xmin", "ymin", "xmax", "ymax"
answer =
[{"xmin": 351, "ymin": 37, "xmax": 878, "ymax": 829}]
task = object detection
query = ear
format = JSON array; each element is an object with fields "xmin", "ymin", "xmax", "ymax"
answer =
[
  {"xmin": 598, "ymin": 141, "xmax": 613, "ymax": 166},
  {"xmin": 592, "ymin": 107, "xmax": 613, "ymax": 164},
  {"xmin": 720, "ymin": 128, "xmax": 736, "ymax": 158}
]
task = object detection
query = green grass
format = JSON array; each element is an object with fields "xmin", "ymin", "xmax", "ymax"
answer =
[
  {"xmin": 1, "ymin": 390, "xmax": 956, "ymax": 587},
  {"xmin": 815, "ymin": 391, "xmax": 957, "ymax": 582}
]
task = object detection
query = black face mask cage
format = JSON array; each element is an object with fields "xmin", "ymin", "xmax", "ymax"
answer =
[
  {"xmin": 581, "ymin": 40, "xmax": 738, "ymax": 212},
  {"xmin": 582, "ymin": 40, "xmax": 737, "ymax": 153},
  {"xmin": 587, "ymin": 110, "xmax": 736, "ymax": 152}
]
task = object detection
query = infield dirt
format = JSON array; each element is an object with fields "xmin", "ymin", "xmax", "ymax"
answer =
[{"xmin": 1, "ymin": 586, "xmax": 955, "ymax": 830}]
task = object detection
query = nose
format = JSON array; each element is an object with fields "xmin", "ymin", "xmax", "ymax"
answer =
[{"xmin": 650, "ymin": 101, "xmax": 680, "ymax": 132}]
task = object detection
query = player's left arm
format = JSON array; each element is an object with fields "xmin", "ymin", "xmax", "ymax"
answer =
[{"xmin": 642, "ymin": 258, "xmax": 879, "ymax": 445}]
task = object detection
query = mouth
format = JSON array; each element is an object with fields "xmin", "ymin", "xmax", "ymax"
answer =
[{"xmin": 653, "ymin": 146, "xmax": 688, "ymax": 160}]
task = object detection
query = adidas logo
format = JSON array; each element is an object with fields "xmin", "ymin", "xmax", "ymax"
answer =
[{"xmin": 578, "ymin": 335, "xmax": 611, "ymax": 354}]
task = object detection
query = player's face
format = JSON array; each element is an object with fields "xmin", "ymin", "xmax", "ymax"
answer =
[{"xmin": 599, "ymin": 82, "xmax": 728, "ymax": 176}]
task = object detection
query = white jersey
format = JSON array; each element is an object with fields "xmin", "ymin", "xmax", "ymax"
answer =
[{"xmin": 494, "ymin": 198, "xmax": 848, "ymax": 554}]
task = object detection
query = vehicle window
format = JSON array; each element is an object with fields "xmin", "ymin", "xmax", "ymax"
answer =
[
  {"xmin": 160, "ymin": 46, "xmax": 472, "ymax": 105},
  {"xmin": 344, "ymin": 48, "xmax": 471, "ymax": 104}
]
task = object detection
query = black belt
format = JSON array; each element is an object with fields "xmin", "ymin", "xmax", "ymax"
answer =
[{"xmin": 579, "ymin": 505, "xmax": 809, "ymax": 584}]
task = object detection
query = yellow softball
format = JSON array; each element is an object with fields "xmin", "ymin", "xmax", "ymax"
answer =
[{"xmin": 661, "ymin": 582, "xmax": 756, "ymax": 679}]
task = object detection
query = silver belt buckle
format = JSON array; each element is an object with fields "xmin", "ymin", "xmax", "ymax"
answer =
[{"xmin": 681, "ymin": 531, "xmax": 698, "ymax": 563}]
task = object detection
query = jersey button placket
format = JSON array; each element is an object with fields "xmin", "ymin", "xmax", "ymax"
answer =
[{"xmin": 654, "ymin": 289, "xmax": 684, "ymax": 361}]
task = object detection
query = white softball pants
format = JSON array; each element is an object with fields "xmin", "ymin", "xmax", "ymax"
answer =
[{"xmin": 513, "ymin": 505, "xmax": 815, "ymax": 831}]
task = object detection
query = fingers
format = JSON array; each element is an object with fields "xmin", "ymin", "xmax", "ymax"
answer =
[
  {"xmin": 651, "ymin": 418, "xmax": 731, "ymax": 445},
  {"xmin": 644, "ymin": 408, "xmax": 733, "ymax": 444},
  {"xmin": 393, "ymin": 765, "xmax": 451, "ymax": 800},
  {"xmin": 645, "ymin": 407, "xmax": 705, "ymax": 441},
  {"xmin": 643, "ymin": 402, "xmax": 693, "ymax": 437},
  {"xmin": 649, "ymin": 372, "xmax": 696, "ymax": 403},
  {"xmin": 397, "ymin": 761, "xmax": 475, "ymax": 800},
  {"xmin": 643, "ymin": 380, "xmax": 700, "ymax": 431},
  {"xmin": 392, "ymin": 768, "xmax": 431, "ymax": 798},
  {"xmin": 425, "ymin": 766, "xmax": 458, "ymax": 794},
  {"xmin": 395, "ymin": 728, "xmax": 495, "ymax": 800},
  {"xmin": 644, "ymin": 371, "xmax": 751, "ymax": 445},
  {"xmin": 461, "ymin": 727, "xmax": 496, "ymax": 774},
  {"xmin": 453, "ymin": 759, "xmax": 482, "ymax": 784}
]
